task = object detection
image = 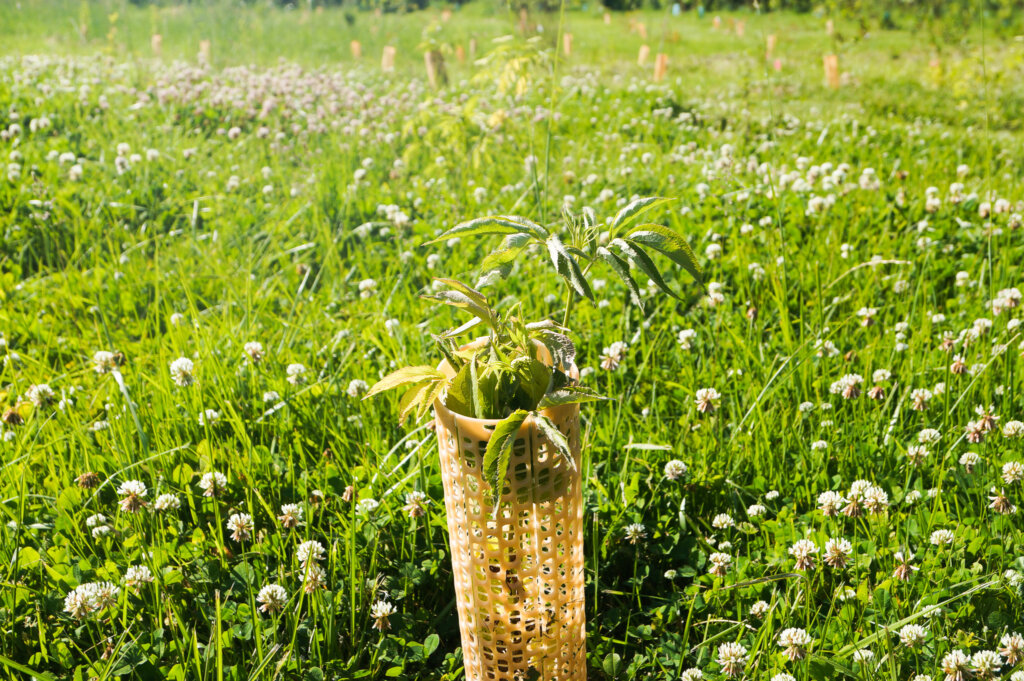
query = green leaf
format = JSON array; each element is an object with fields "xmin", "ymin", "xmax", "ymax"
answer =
[
  {"xmin": 533, "ymin": 413, "xmax": 577, "ymax": 472},
  {"xmin": 611, "ymin": 238, "xmax": 680, "ymax": 300},
  {"xmin": 533, "ymin": 329, "xmax": 576, "ymax": 370},
  {"xmin": 423, "ymin": 633, "xmax": 439, "ymax": 656},
  {"xmin": 443, "ymin": 362, "xmax": 475, "ymax": 416},
  {"xmin": 482, "ymin": 410, "xmax": 530, "ymax": 509},
  {"xmin": 602, "ymin": 652, "xmax": 623, "ymax": 678},
  {"xmin": 538, "ymin": 385, "xmax": 609, "ymax": 408},
  {"xmin": 611, "ymin": 196, "xmax": 672, "ymax": 232},
  {"xmin": 479, "ymin": 232, "xmax": 532, "ymax": 271},
  {"xmin": 365, "ymin": 366, "xmax": 445, "ymax": 399},
  {"xmin": 626, "ymin": 223, "xmax": 704, "ymax": 288},
  {"xmin": 512, "ymin": 356, "xmax": 551, "ymax": 406},
  {"xmin": 421, "ymin": 215, "xmax": 547, "ymax": 245},
  {"xmin": 546, "ymin": 235, "xmax": 594, "ymax": 301},
  {"xmin": 420, "ymin": 290, "xmax": 496, "ymax": 329},
  {"xmin": 596, "ymin": 246, "xmax": 643, "ymax": 308}
]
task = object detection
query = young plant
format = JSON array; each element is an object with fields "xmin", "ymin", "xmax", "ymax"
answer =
[{"xmin": 366, "ymin": 197, "xmax": 703, "ymax": 507}]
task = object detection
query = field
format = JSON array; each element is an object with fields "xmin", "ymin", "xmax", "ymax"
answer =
[{"xmin": 2, "ymin": 1, "xmax": 1024, "ymax": 679}]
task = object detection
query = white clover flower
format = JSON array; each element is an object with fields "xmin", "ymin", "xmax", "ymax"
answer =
[
  {"xmin": 286, "ymin": 363, "xmax": 307, "ymax": 385},
  {"xmin": 26, "ymin": 384, "xmax": 57, "ymax": 408},
  {"xmin": 199, "ymin": 471, "xmax": 227, "ymax": 496},
  {"xmin": 750, "ymin": 600, "xmax": 770, "ymax": 618},
  {"xmin": 852, "ymin": 649, "xmax": 874, "ymax": 663},
  {"xmin": 941, "ymin": 650, "xmax": 971, "ymax": 681},
  {"xmin": 747, "ymin": 504, "xmax": 766, "ymax": 517},
  {"xmin": 124, "ymin": 565, "xmax": 154, "ymax": 587},
  {"xmin": 678, "ymin": 329, "xmax": 697, "ymax": 350},
  {"xmin": 823, "ymin": 537, "xmax": 853, "ymax": 569},
  {"xmin": 711, "ymin": 513, "xmax": 735, "ymax": 529},
  {"xmin": 778, "ymin": 627, "xmax": 812, "ymax": 660},
  {"xmin": 371, "ymin": 599, "xmax": 397, "ymax": 630},
  {"xmin": 716, "ymin": 642, "xmax": 748, "ymax": 677},
  {"xmin": 85, "ymin": 513, "xmax": 106, "ymax": 528},
  {"xmin": 346, "ymin": 379, "xmax": 369, "ymax": 398},
  {"xmin": 296, "ymin": 540, "xmax": 325, "ymax": 566},
  {"xmin": 624, "ymin": 523, "xmax": 647, "ymax": 544},
  {"xmin": 789, "ymin": 539, "xmax": 818, "ymax": 570},
  {"xmin": 664, "ymin": 459, "xmax": 688, "ymax": 480},
  {"xmin": 918, "ymin": 428, "xmax": 941, "ymax": 444},
  {"xmin": 403, "ymin": 490, "xmax": 429, "ymax": 518},
  {"xmin": 817, "ymin": 491, "xmax": 846, "ymax": 516},
  {"xmin": 695, "ymin": 388, "xmax": 721, "ymax": 414},
  {"xmin": 930, "ymin": 529, "xmax": 955, "ymax": 545},
  {"xmin": 257, "ymin": 584, "xmax": 288, "ymax": 613},
  {"xmin": 971, "ymin": 650, "xmax": 1002, "ymax": 678},
  {"xmin": 278, "ymin": 503, "xmax": 303, "ymax": 529},
  {"xmin": 1002, "ymin": 460, "xmax": 1024, "ymax": 484},
  {"xmin": 198, "ymin": 409, "xmax": 219, "ymax": 426},
  {"xmin": 898, "ymin": 624, "xmax": 927, "ymax": 648},
  {"xmin": 357, "ymin": 498, "xmax": 379, "ymax": 516},
  {"xmin": 169, "ymin": 357, "xmax": 195, "ymax": 387},
  {"xmin": 243, "ymin": 341, "xmax": 264, "ymax": 363},
  {"xmin": 93, "ymin": 351, "xmax": 117, "ymax": 374},
  {"xmin": 226, "ymin": 513, "xmax": 254, "ymax": 542},
  {"xmin": 117, "ymin": 480, "xmax": 148, "ymax": 512},
  {"xmin": 765, "ymin": 490, "xmax": 779, "ymax": 500},
  {"xmin": 154, "ymin": 493, "xmax": 180, "ymax": 511},
  {"xmin": 708, "ymin": 552, "xmax": 731, "ymax": 577},
  {"xmin": 681, "ymin": 669, "xmax": 704, "ymax": 681},
  {"xmin": 811, "ymin": 440, "xmax": 828, "ymax": 451}
]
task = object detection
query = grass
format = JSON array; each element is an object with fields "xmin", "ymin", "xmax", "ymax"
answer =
[{"xmin": 1, "ymin": 1, "xmax": 1024, "ymax": 680}]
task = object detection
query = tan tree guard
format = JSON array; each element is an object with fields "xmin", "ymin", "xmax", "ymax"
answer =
[{"xmin": 434, "ymin": 352, "xmax": 586, "ymax": 680}]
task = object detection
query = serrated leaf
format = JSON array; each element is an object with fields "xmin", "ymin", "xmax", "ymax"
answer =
[
  {"xmin": 596, "ymin": 246, "xmax": 644, "ymax": 308},
  {"xmin": 538, "ymin": 386, "xmax": 609, "ymax": 408},
  {"xmin": 611, "ymin": 197, "xmax": 672, "ymax": 232},
  {"xmin": 534, "ymin": 330, "xmax": 576, "ymax": 370},
  {"xmin": 479, "ymin": 232, "xmax": 532, "ymax": 271},
  {"xmin": 421, "ymin": 215, "xmax": 547, "ymax": 245},
  {"xmin": 611, "ymin": 238, "xmax": 680, "ymax": 300},
  {"xmin": 420, "ymin": 290, "xmax": 497, "ymax": 329},
  {"xmin": 546, "ymin": 236, "xmax": 594, "ymax": 301},
  {"xmin": 433, "ymin": 278, "xmax": 488, "ymax": 308},
  {"xmin": 365, "ymin": 366, "xmax": 445, "ymax": 399},
  {"xmin": 512, "ymin": 356, "xmax": 551, "ymax": 406},
  {"xmin": 626, "ymin": 223, "xmax": 704, "ymax": 288},
  {"xmin": 534, "ymin": 413, "xmax": 577, "ymax": 473},
  {"xmin": 482, "ymin": 410, "xmax": 530, "ymax": 510},
  {"xmin": 397, "ymin": 383, "xmax": 430, "ymax": 422}
]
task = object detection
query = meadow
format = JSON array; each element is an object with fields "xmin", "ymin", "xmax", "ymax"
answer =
[{"xmin": 1, "ymin": 1, "xmax": 1024, "ymax": 679}]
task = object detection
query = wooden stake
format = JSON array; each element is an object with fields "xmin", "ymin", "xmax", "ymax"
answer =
[
  {"xmin": 637, "ymin": 22, "xmax": 647, "ymax": 40},
  {"xmin": 766, "ymin": 34, "xmax": 777, "ymax": 58},
  {"xmin": 823, "ymin": 53, "xmax": 839, "ymax": 89},
  {"xmin": 638, "ymin": 44, "xmax": 650, "ymax": 66},
  {"xmin": 826, "ymin": 19, "xmax": 834, "ymax": 36},
  {"xmin": 604, "ymin": 11, "xmax": 611, "ymax": 25},
  {"xmin": 653, "ymin": 52, "xmax": 668, "ymax": 82},
  {"xmin": 441, "ymin": 8, "xmax": 452, "ymax": 21},
  {"xmin": 198, "ymin": 40, "xmax": 211, "ymax": 66},
  {"xmin": 563, "ymin": 33, "xmax": 573, "ymax": 57},
  {"xmin": 381, "ymin": 45, "xmax": 396, "ymax": 73},
  {"xmin": 735, "ymin": 20, "xmax": 745, "ymax": 37},
  {"xmin": 469, "ymin": 38, "xmax": 477, "ymax": 57},
  {"xmin": 151, "ymin": 33, "xmax": 162, "ymax": 57},
  {"xmin": 455, "ymin": 44, "xmax": 465, "ymax": 62},
  {"xmin": 350, "ymin": 40, "xmax": 362, "ymax": 59},
  {"xmin": 712, "ymin": 15, "xmax": 721, "ymax": 29},
  {"xmin": 425, "ymin": 50, "xmax": 447, "ymax": 89}
]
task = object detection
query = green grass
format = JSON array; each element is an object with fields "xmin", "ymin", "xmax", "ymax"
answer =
[{"xmin": 1, "ymin": 1, "xmax": 1024, "ymax": 680}]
